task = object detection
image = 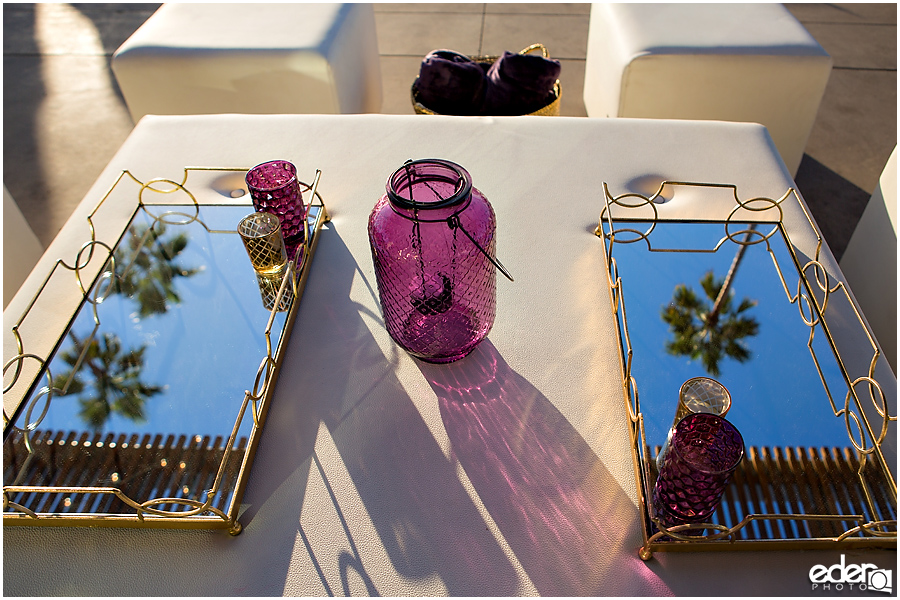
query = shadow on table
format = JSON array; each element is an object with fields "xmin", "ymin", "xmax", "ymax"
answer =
[
  {"xmin": 240, "ymin": 224, "xmax": 520, "ymax": 595},
  {"xmin": 793, "ymin": 154, "xmax": 870, "ymax": 262},
  {"xmin": 418, "ymin": 340, "xmax": 660, "ymax": 596}
]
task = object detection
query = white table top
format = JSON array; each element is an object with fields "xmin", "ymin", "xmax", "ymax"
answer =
[{"xmin": 3, "ymin": 114, "xmax": 895, "ymax": 596}]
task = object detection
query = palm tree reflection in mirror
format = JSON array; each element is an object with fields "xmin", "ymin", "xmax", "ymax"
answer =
[
  {"xmin": 52, "ymin": 332, "xmax": 164, "ymax": 431},
  {"xmin": 115, "ymin": 222, "xmax": 201, "ymax": 318},
  {"xmin": 51, "ymin": 220, "xmax": 199, "ymax": 430},
  {"xmin": 661, "ymin": 226, "xmax": 760, "ymax": 377}
]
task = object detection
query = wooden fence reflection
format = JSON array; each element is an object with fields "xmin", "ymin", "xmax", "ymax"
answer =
[
  {"xmin": 650, "ymin": 445, "xmax": 896, "ymax": 539},
  {"xmin": 4, "ymin": 429, "xmax": 246, "ymax": 516}
]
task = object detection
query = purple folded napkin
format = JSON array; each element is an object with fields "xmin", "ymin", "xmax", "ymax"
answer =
[
  {"xmin": 483, "ymin": 51, "xmax": 561, "ymax": 116},
  {"xmin": 415, "ymin": 50, "xmax": 487, "ymax": 115}
]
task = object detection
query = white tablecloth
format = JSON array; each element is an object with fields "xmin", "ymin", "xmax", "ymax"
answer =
[{"xmin": 3, "ymin": 114, "xmax": 895, "ymax": 596}]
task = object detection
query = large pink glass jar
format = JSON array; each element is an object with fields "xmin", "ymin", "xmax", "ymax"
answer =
[{"xmin": 368, "ymin": 159, "xmax": 505, "ymax": 363}]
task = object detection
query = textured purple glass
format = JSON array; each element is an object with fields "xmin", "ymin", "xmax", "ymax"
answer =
[
  {"xmin": 246, "ymin": 160, "xmax": 307, "ymax": 256},
  {"xmin": 368, "ymin": 159, "xmax": 497, "ymax": 363},
  {"xmin": 653, "ymin": 413, "xmax": 744, "ymax": 525}
]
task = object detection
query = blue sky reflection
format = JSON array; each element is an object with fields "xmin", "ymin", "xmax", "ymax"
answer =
[
  {"xmin": 12, "ymin": 205, "xmax": 287, "ymax": 440},
  {"xmin": 608, "ymin": 220, "xmax": 851, "ymax": 452}
]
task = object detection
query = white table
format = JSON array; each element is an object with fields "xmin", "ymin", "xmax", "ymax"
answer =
[
  {"xmin": 111, "ymin": 3, "xmax": 383, "ymax": 121},
  {"xmin": 3, "ymin": 114, "xmax": 895, "ymax": 596}
]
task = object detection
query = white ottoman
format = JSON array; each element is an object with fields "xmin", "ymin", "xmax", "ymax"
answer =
[
  {"xmin": 583, "ymin": 3, "xmax": 832, "ymax": 175},
  {"xmin": 840, "ymin": 146, "xmax": 897, "ymax": 373},
  {"xmin": 112, "ymin": 3, "xmax": 382, "ymax": 121},
  {"xmin": 3, "ymin": 185, "xmax": 43, "ymax": 308}
]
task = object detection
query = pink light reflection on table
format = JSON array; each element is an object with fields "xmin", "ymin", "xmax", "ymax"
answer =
[{"xmin": 418, "ymin": 341, "xmax": 669, "ymax": 595}]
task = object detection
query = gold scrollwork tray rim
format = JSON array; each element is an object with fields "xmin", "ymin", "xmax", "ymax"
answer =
[
  {"xmin": 2, "ymin": 166, "xmax": 329, "ymax": 534},
  {"xmin": 595, "ymin": 180, "xmax": 897, "ymax": 559}
]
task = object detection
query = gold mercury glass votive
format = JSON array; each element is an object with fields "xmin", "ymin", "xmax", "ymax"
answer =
[
  {"xmin": 238, "ymin": 212, "xmax": 288, "ymax": 275},
  {"xmin": 256, "ymin": 271, "xmax": 294, "ymax": 312},
  {"xmin": 673, "ymin": 376, "xmax": 732, "ymax": 427}
]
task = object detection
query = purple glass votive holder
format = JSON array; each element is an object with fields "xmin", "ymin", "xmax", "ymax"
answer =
[
  {"xmin": 246, "ymin": 160, "xmax": 307, "ymax": 255},
  {"xmin": 652, "ymin": 412, "xmax": 744, "ymax": 526}
]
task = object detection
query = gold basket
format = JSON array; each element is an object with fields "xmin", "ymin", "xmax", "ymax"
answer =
[{"xmin": 411, "ymin": 43, "xmax": 561, "ymax": 117}]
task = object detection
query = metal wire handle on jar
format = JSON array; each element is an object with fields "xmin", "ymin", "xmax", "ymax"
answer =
[
  {"xmin": 399, "ymin": 159, "xmax": 514, "ymax": 283},
  {"xmin": 446, "ymin": 214, "xmax": 514, "ymax": 282}
]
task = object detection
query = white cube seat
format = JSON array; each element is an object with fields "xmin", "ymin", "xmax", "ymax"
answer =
[
  {"xmin": 840, "ymin": 146, "xmax": 897, "ymax": 373},
  {"xmin": 583, "ymin": 3, "xmax": 832, "ymax": 175},
  {"xmin": 111, "ymin": 3, "xmax": 382, "ymax": 121},
  {"xmin": 4, "ymin": 185, "xmax": 43, "ymax": 308}
]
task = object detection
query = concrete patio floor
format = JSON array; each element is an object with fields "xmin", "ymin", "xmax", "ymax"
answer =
[{"xmin": 3, "ymin": 3, "xmax": 896, "ymax": 267}]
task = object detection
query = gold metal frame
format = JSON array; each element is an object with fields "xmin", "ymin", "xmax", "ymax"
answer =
[
  {"xmin": 595, "ymin": 181, "xmax": 897, "ymax": 559},
  {"xmin": 3, "ymin": 167, "xmax": 330, "ymax": 534}
]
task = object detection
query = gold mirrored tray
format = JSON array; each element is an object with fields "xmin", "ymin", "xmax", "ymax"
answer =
[
  {"xmin": 3, "ymin": 168, "xmax": 329, "ymax": 534},
  {"xmin": 596, "ymin": 181, "xmax": 896, "ymax": 559}
]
